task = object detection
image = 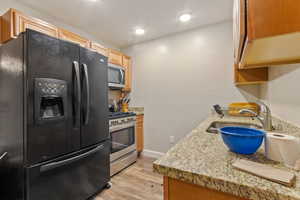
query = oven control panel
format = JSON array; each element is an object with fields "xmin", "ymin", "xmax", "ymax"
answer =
[{"xmin": 109, "ymin": 116, "xmax": 136, "ymax": 132}]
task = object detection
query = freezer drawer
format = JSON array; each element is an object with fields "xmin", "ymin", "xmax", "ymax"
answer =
[{"xmin": 26, "ymin": 141, "xmax": 110, "ymax": 200}]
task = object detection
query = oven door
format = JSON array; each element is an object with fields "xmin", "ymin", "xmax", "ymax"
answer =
[
  {"xmin": 108, "ymin": 64, "xmax": 125, "ymax": 88},
  {"xmin": 110, "ymin": 126, "xmax": 135, "ymax": 162}
]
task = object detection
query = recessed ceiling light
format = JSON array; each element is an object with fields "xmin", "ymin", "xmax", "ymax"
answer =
[
  {"xmin": 179, "ymin": 13, "xmax": 192, "ymax": 22},
  {"xmin": 135, "ymin": 28, "xmax": 145, "ymax": 35}
]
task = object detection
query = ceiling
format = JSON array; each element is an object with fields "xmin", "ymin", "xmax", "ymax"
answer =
[{"xmin": 16, "ymin": 0, "xmax": 233, "ymax": 48}]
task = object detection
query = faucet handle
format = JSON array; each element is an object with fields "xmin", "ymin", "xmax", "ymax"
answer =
[
  {"xmin": 213, "ymin": 104, "xmax": 224, "ymax": 118},
  {"xmin": 238, "ymin": 109, "xmax": 259, "ymax": 117}
]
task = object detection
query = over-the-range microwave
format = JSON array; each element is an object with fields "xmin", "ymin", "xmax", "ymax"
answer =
[{"xmin": 108, "ymin": 63, "xmax": 125, "ymax": 89}]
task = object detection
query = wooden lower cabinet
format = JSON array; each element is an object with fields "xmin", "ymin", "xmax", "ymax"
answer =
[
  {"xmin": 163, "ymin": 176, "xmax": 247, "ymax": 200},
  {"xmin": 136, "ymin": 114, "xmax": 144, "ymax": 154}
]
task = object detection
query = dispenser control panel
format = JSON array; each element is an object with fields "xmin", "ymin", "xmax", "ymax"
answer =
[
  {"xmin": 34, "ymin": 78, "xmax": 68, "ymax": 123},
  {"xmin": 35, "ymin": 79, "xmax": 66, "ymax": 95}
]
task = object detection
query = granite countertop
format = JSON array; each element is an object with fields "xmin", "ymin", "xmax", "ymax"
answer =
[
  {"xmin": 153, "ymin": 115, "xmax": 300, "ymax": 200},
  {"xmin": 129, "ymin": 107, "xmax": 144, "ymax": 115}
]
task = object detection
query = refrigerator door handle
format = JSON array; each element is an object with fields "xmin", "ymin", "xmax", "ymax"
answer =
[
  {"xmin": 73, "ymin": 61, "xmax": 81, "ymax": 126},
  {"xmin": 40, "ymin": 144, "xmax": 104, "ymax": 172},
  {"xmin": 82, "ymin": 63, "xmax": 90, "ymax": 125},
  {"xmin": 0, "ymin": 152, "xmax": 7, "ymax": 162}
]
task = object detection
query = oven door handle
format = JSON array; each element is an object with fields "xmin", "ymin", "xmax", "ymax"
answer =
[
  {"xmin": 109, "ymin": 122, "xmax": 136, "ymax": 132},
  {"xmin": 40, "ymin": 144, "xmax": 104, "ymax": 172}
]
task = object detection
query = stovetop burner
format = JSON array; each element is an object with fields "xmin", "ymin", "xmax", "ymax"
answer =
[{"xmin": 109, "ymin": 112, "xmax": 136, "ymax": 119}]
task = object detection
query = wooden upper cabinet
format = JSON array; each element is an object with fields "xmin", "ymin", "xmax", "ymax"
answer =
[
  {"xmin": 0, "ymin": 8, "xmax": 135, "ymax": 92},
  {"xmin": 122, "ymin": 55, "xmax": 132, "ymax": 92},
  {"xmin": 1, "ymin": 8, "xmax": 21, "ymax": 42},
  {"xmin": 235, "ymin": 0, "xmax": 300, "ymax": 69},
  {"xmin": 14, "ymin": 10, "xmax": 58, "ymax": 38},
  {"xmin": 247, "ymin": 0, "xmax": 300, "ymax": 40},
  {"xmin": 234, "ymin": 64, "xmax": 268, "ymax": 85},
  {"xmin": 58, "ymin": 28, "xmax": 90, "ymax": 48},
  {"xmin": 108, "ymin": 49, "xmax": 123, "ymax": 66},
  {"xmin": 233, "ymin": 0, "xmax": 268, "ymax": 85},
  {"xmin": 90, "ymin": 42, "xmax": 108, "ymax": 57},
  {"xmin": 1, "ymin": 8, "xmax": 58, "ymax": 43},
  {"xmin": 233, "ymin": 0, "xmax": 246, "ymax": 64}
]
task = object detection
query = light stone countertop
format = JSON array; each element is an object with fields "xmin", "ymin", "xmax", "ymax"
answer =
[
  {"xmin": 153, "ymin": 115, "xmax": 300, "ymax": 200},
  {"xmin": 128, "ymin": 107, "xmax": 144, "ymax": 115}
]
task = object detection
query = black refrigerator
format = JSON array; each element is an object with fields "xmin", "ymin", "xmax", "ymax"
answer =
[{"xmin": 0, "ymin": 29, "xmax": 110, "ymax": 200}]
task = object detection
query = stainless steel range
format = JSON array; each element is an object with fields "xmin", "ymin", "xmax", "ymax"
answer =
[{"xmin": 109, "ymin": 112, "xmax": 137, "ymax": 176}]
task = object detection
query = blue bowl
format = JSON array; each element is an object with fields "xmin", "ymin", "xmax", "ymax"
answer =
[{"xmin": 220, "ymin": 127, "xmax": 265, "ymax": 155}]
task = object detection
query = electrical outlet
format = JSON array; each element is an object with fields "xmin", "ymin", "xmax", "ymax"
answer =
[{"xmin": 170, "ymin": 136, "xmax": 175, "ymax": 144}]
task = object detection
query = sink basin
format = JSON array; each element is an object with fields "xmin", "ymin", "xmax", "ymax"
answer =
[{"xmin": 206, "ymin": 121, "xmax": 262, "ymax": 134}]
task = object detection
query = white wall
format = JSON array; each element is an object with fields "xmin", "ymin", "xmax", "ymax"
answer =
[
  {"xmin": 123, "ymin": 22, "xmax": 260, "ymax": 153},
  {"xmin": 260, "ymin": 64, "xmax": 300, "ymax": 126},
  {"xmin": 0, "ymin": 0, "xmax": 117, "ymax": 49}
]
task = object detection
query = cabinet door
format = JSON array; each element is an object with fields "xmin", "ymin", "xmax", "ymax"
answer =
[
  {"xmin": 58, "ymin": 28, "xmax": 90, "ymax": 48},
  {"xmin": 136, "ymin": 115, "xmax": 144, "ymax": 153},
  {"xmin": 240, "ymin": 0, "xmax": 300, "ymax": 68},
  {"xmin": 122, "ymin": 55, "xmax": 132, "ymax": 92},
  {"xmin": 0, "ymin": 16, "xmax": 2, "ymax": 42},
  {"xmin": 14, "ymin": 10, "xmax": 58, "ymax": 38},
  {"xmin": 108, "ymin": 49, "xmax": 123, "ymax": 66},
  {"xmin": 247, "ymin": 0, "xmax": 300, "ymax": 40},
  {"xmin": 233, "ymin": 0, "xmax": 246, "ymax": 64},
  {"xmin": 90, "ymin": 42, "xmax": 108, "ymax": 57}
]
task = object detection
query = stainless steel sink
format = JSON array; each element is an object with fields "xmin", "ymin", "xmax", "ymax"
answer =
[{"xmin": 206, "ymin": 121, "xmax": 262, "ymax": 134}]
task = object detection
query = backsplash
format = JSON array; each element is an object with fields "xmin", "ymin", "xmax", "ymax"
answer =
[
  {"xmin": 211, "ymin": 108, "xmax": 300, "ymax": 137},
  {"xmin": 271, "ymin": 116, "xmax": 300, "ymax": 137},
  {"xmin": 108, "ymin": 90, "xmax": 122, "ymax": 105}
]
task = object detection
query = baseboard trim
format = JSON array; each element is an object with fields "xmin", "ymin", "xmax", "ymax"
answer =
[{"xmin": 142, "ymin": 149, "xmax": 165, "ymax": 159}]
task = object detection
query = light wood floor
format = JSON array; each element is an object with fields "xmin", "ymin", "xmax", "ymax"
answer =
[{"xmin": 95, "ymin": 156, "xmax": 163, "ymax": 200}]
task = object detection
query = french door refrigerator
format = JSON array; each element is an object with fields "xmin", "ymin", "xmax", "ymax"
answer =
[{"xmin": 0, "ymin": 29, "xmax": 110, "ymax": 200}]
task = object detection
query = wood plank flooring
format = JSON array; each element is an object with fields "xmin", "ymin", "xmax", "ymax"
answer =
[{"xmin": 95, "ymin": 156, "xmax": 163, "ymax": 200}]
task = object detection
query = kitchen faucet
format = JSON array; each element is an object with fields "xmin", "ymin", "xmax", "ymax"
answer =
[{"xmin": 239, "ymin": 103, "xmax": 273, "ymax": 131}]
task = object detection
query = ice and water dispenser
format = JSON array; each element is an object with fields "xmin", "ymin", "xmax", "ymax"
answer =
[{"xmin": 34, "ymin": 78, "xmax": 67, "ymax": 123}]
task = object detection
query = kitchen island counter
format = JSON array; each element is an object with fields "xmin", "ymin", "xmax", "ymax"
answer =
[{"xmin": 153, "ymin": 115, "xmax": 300, "ymax": 200}]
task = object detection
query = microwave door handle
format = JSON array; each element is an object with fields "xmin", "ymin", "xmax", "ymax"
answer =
[
  {"xmin": 73, "ymin": 61, "xmax": 81, "ymax": 127},
  {"xmin": 119, "ymin": 69, "xmax": 123, "ymax": 84},
  {"xmin": 82, "ymin": 63, "xmax": 90, "ymax": 125}
]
